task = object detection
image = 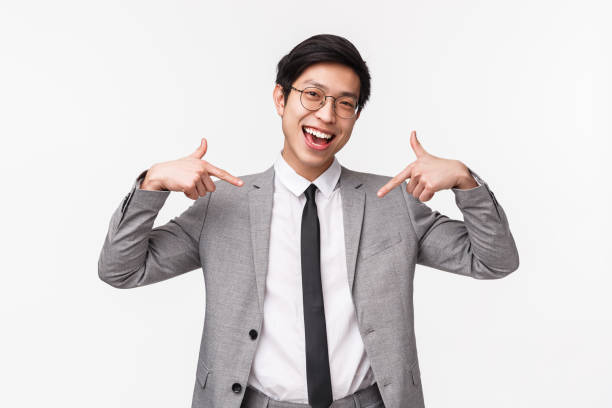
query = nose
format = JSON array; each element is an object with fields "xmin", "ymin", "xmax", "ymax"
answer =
[{"xmin": 315, "ymin": 97, "xmax": 336, "ymax": 124}]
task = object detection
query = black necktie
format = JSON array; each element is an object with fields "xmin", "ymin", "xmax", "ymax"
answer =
[{"xmin": 301, "ymin": 184, "xmax": 333, "ymax": 408}]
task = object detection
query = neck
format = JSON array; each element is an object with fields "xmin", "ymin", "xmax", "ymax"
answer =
[{"xmin": 281, "ymin": 149, "xmax": 334, "ymax": 182}]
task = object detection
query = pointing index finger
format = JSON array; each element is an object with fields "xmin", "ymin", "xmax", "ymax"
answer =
[
  {"xmin": 206, "ymin": 163, "xmax": 244, "ymax": 187},
  {"xmin": 377, "ymin": 164, "xmax": 413, "ymax": 198}
]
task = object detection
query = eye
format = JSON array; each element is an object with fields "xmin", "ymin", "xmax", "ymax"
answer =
[{"xmin": 338, "ymin": 99, "xmax": 356, "ymax": 109}]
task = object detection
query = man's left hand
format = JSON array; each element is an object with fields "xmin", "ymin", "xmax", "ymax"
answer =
[{"xmin": 377, "ymin": 131, "xmax": 478, "ymax": 202}]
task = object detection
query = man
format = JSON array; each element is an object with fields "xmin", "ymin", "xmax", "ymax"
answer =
[{"xmin": 98, "ymin": 34, "xmax": 519, "ymax": 408}]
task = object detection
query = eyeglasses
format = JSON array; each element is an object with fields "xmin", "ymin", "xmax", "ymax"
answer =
[{"xmin": 290, "ymin": 86, "xmax": 359, "ymax": 119}]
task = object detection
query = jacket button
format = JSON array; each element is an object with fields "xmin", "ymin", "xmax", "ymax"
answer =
[
  {"xmin": 249, "ymin": 329, "xmax": 258, "ymax": 340},
  {"xmin": 232, "ymin": 383, "xmax": 242, "ymax": 393}
]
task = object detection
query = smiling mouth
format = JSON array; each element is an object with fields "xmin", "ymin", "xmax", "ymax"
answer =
[{"xmin": 302, "ymin": 126, "xmax": 336, "ymax": 145}]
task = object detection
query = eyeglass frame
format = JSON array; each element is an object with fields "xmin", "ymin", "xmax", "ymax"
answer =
[{"xmin": 290, "ymin": 86, "xmax": 360, "ymax": 119}]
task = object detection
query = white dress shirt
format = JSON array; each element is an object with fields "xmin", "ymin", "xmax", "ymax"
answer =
[{"xmin": 247, "ymin": 152, "xmax": 375, "ymax": 402}]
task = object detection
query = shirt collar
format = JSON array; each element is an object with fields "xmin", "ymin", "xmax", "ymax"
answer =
[{"xmin": 273, "ymin": 151, "xmax": 341, "ymax": 199}]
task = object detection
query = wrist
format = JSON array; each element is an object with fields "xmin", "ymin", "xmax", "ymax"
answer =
[
  {"xmin": 140, "ymin": 180, "xmax": 162, "ymax": 191},
  {"xmin": 453, "ymin": 162, "xmax": 479, "ymax": 190},
  {"xmin": 140, "ymin": 167, "xmax": 166, "ymax": 191}
]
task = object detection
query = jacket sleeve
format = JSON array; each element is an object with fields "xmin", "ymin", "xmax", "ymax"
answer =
[
  {"xmin": 98, "ymin": 170, "xmax": 211, "ymax": 288},
  {"xmin": 402, "ymin": 168, "xmax": 519, "ymax": 279}
]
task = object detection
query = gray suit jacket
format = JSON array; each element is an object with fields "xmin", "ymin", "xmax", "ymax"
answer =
[{"xmin": 98, "ymin": 164, "xmax": 519, "ymax": 408}]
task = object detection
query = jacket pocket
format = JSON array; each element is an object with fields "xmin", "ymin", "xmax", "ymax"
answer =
[
  {"xmin": 359, "ymin": 232, "xmax": 403, "ymax": 260},
  {"xmin": 196, "ymin": 362, "xmax": 210, "ymax": 389}
]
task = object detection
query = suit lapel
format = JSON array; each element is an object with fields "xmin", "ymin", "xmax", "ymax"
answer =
[
  {"xmin": 248, "ymin": 165, "xmax": 275, "ymax": 314},
  {"xmin": 339, "ymin": 166, "xmax": 365, "ymax": 293}
]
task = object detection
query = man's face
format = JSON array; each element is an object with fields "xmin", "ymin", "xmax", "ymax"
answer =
[{"xmin": 273, "ymin": 62, "xmax": 361, "ymax": 181}]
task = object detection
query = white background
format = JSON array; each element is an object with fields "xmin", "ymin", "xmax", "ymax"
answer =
[{"xmin": 1, "ymin": 0, "xmax": 610, "ymax": 407}]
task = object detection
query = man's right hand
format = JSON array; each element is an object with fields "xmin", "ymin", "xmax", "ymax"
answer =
[{"xmin": 140, "ymin": 138, "xmax": 244, "ymax": 200}]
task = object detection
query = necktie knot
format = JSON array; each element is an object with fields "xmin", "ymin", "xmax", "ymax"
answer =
[{"xmin": 304, "ymin": 184, "xmax": 317, "ymax": 202}]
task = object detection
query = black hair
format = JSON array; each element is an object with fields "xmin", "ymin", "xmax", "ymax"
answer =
[{"xmin": 275, "ymin": 34, "xmax": 371, "ymax": 112}]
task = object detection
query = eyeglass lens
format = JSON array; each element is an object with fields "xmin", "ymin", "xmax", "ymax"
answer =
[{"xmin": 300, "ymin": 87, "xmax": 357, "ymax": 118}]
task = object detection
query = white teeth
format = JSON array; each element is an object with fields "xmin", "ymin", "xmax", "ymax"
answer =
[{"xmin": 304, "ymin": 127, "xmax": 333, "ymax": 139}]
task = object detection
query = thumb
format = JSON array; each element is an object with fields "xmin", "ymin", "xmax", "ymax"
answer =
[
  {"xmin": 409, "ymin": 130, "xmax": 427, "ymax": 157},
  {"xmin": 189, "ymin": 137, "xmax": 207, "ymax": 159}
]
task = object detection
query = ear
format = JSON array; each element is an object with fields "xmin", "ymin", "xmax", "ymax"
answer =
[
  {"xmin": 354, "ymin": 109, "xmax": 361, "ymax": 121},
  {"xmin": 272, "ymin": 84, "xmax": 285, "ymax": 117}
]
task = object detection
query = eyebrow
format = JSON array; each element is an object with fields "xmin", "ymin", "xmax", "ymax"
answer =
[{"xmin": 302, "ymin": 79, "xmax": 359, "ymax": 99}]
